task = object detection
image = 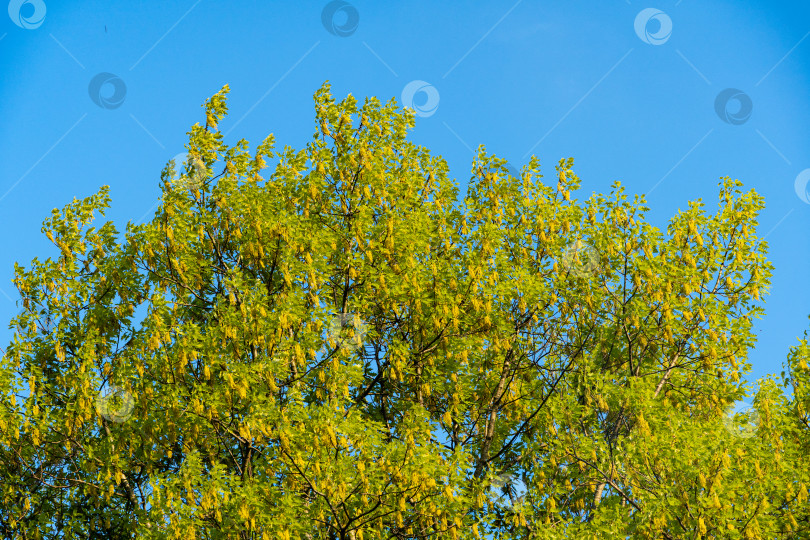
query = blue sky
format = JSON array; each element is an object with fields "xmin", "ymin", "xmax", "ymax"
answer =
[{"xmin": 1, "ymin": 0, "xmax": 809, "ymax": 390}]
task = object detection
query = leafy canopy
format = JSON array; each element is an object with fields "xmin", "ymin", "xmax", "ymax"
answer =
[{"xmin": 1, "ymin": 82, "xmax": 809, "ymax": 539}]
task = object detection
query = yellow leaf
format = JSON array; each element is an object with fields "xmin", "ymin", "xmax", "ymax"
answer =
[{"xmin": 324, "ymin": 425, "xmax": 336, "ymax": 447}]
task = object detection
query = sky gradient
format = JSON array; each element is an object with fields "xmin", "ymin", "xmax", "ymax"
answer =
[{"xmin": 1, "ymin": 0, "xmax": 809, "ymax": 391}]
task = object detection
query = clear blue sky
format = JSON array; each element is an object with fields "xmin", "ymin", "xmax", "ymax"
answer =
[{"xmin": 2, "ymin": 0, "xmax": 809, "ymax": 390}]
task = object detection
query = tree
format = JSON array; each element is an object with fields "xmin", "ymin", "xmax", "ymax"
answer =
[{"xmin": 1, "ymin": 82, "xmax": 808, "ymax": 539}]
